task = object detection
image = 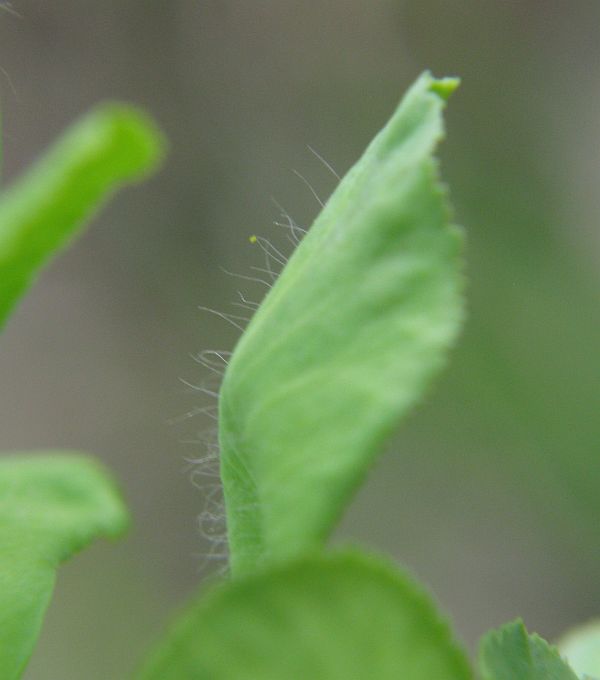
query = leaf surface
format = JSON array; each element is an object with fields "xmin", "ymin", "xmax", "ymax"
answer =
[
  {"xmin": 219, "ymin": 72, "xmax": 464, "ymax": 574},
  {"xmin": 137, "ymin": 550, "xmax": 472, "ymax": 680},
  {"xmin": 479, "ymin": 619, "xmax": 579, "ymax": 680},
  {"xmin": 0, "ymin": 453, "xmax": 129, "ymax": 680},
  {"xmin": 0, "ymin": 103, "xmax": 163, "ymax": 329},
  {"xmin": 558, "ymin": 620, "xmax": 600, "ymax": 679}
]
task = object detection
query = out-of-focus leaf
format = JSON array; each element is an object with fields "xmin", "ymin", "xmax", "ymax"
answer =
[
  {"xmin": 0, "ymin": 453, "xmax": 129, "ymax": 680},
  {"xmin": 479, "ymin": 619, "xmax": 579, "ymax": 680},
  {"xmin": 558, "ymin": 620, "xmax": 600, "ymax": 679},
  {"xmin": 219, "ymin": 71, "xmax": 464, "ymax": 575},
  {"xmin": 0, "ymin": 103, "xmax": 164, "ymax": 329},
  {"xmin": 136, "ymin": 550, "xmax": 472, "ymax": 680}
]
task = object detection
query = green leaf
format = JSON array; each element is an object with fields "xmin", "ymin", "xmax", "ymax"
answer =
[
  {"xmin": 219, "ymin": 72, "xmax": 464, "ymax": 575},
  {"xmin": 558, "ymin": 620, "xmax": 600, "ymax": 679},
  {"xmin": 0, "ymin": 103, "xmax": 164, "ymax": 330},
  {"xmin": 479, "ymin": 619, "xmax": 579, "ymax": 680},
  {"xmin": 136, "ymin": 550, "xmax": 472, "ymax": 680},
  {"xmin": 0, "ymin": 453, "xmax": 129, "ymax": 680}
]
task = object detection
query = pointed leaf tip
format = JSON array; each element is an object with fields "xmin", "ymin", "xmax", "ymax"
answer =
[
  {"xmin": 219, "ymin": 71, "xmax": 465, "ymax": 575},
  {"xmin": 480, "ymin": 619, "xmax": 579, "ymax": 680},
  {"xmin": 429, "ymin": 75, "xmax": 460, "ymax": 100}
]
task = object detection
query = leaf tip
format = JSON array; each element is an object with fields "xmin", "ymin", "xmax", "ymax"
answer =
[
  {"xmin": 428, "ymin": 75, "xmax": 461, "ymax": 101},
  {"xmin": 87, "ymin": 101, "xmax": 167, "ymax": 180}
]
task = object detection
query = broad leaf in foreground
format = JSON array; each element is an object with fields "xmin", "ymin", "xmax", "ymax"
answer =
[
  {"xmin": 136, "ymin": 550, "xmax": 472, "ymax": 680},
  {"xmin": 558, "ymin": 620, "xmax": 600, "ymax": 679},
  {"xmin": 219, "ymin": 72, "xmax": 464, "ymax": 574},
  {"xmin": 479, "ymin": 619, "xmax": 579, "ymax": 680},
  {"xmin": 0, "ymin": 453, "xmax": 129, "ymax": 680},
  {"xmin": 0, "ymin": 103, "xmax": 163, "ymax": 329}
]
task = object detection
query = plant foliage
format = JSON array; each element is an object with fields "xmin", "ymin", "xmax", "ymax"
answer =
[
  {"xmin": 1, "ymin": 73, "xmax": 595, "ymax": 680},
  {"xmin": 137, "ymin": 551, "xmax": 471, "ymax": 680},
  {"xmin": 0, "ymin": 455, "xmax": 128, "ymax": 679},
  {"xmin": 219, "ymin": 72, "xmax": 464, "ymax": 575},
  {"xmin": 0, "ymin": 104, "xmax": 162, "ymax": 678},
  {"xmin": 479, "ymin": 620, "xmax": 579, "ymax": 680}
]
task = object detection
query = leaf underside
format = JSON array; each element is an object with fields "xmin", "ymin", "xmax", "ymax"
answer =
[
  {"xmin": 219, "ymin": 72, "xmax": 464, "ymax": 575},
  {"xmin": 0, "ymin": 453, "xmax": 128, "ymax": 680},
  {"xmin": 136, "ymin": 550, "xmax": 472, "ymax": 680},
  {"xmin": 479, "ymin": 619, "xmax": 579, "ymax": 680}
]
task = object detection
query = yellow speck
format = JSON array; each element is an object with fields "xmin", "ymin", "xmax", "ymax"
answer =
[{"xmin": 249, "ymin": 235, "xmax": 257, "ymax": 244}]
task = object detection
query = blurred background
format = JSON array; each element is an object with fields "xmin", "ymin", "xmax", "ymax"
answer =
[{"xmin": 0, "ymin": 1, "xmax": 599, "ymax": 677}]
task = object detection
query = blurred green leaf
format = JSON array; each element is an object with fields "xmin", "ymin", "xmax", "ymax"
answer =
[
  {"xmin": 219, "ymin": 72, "xmax": 464, "ymax": 575},
  {"xmin": 0, "ymin": 103, "xmax": 164, "ymax": 330},
  {"xmin": 136, "ymin": 550, "xmax": 471, "ymax": 680},
  {"xmin": 0, "ymin": 453, "xmax": 129, "ymax": 680},
  {"xmin": 558, "ymin": 620, "xmax": 600, "ymax": 679},
  {"xmin": 480, "ymin": 619, "xmax": 579, "ymax": 680}
]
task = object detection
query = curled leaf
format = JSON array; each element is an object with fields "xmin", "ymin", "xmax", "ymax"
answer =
[{"xmin": 219, "ymin": 72, "xmax": 464, "ymax": 574}]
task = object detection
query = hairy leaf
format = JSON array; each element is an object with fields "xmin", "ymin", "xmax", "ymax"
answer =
[
  {"xmin": 558, "ymin": 620, "xmax": 600, "ymax": 679},
  {"xmin": 479, "ymin": 619, "xmax": 579, "ymax": 680},
  {"xmin": 219, "ymin": 72, "xmax": 464, "ymax": 574},
  {"xmin": 136, "ymin": 550, "xmax": 471, "ymax": 680},
  {"xmin": 0, "ymin": 453, "xmax": 129, "ymax": 680},
  {"xmin": 0, "ymin": 103, "xmax": 164, "ymax": 329}
]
